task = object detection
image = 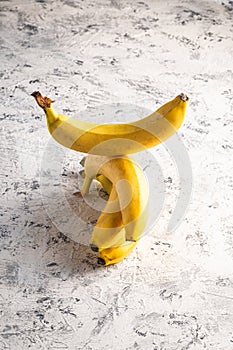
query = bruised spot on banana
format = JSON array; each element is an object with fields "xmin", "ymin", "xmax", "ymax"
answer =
[{"xmin": 31, "ymin": 91, "xmax": 189, "ymax": 156}]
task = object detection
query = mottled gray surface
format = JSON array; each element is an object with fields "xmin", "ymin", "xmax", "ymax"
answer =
[{"xmin": 1, "ymin": 0, "xmax": 233, "ymax": 349}]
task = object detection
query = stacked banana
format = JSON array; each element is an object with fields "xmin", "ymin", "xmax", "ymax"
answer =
[{"xmin": 32, "ymin": 91, "xmax": 189, "ymax": 265}]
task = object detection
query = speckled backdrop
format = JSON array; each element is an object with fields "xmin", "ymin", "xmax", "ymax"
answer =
[{"xmin": 1, "ymin": 0, "xmax": 233, "ymax": 349}]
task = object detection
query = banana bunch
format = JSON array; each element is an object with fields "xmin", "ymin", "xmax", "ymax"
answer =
[{"xmin": 32, "ymin": 91, "xmax": 189, "ymax": 265}]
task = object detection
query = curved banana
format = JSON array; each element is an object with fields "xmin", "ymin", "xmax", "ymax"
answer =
[
  {"xmin": 78, "ymin": 157, "xmax": 123, "ymax": 251},
  {"xmin": 90, "ymin": 186, "xmax": 125, "ymax": 252},
  {"xmin": 31, "ymin": 91, "xmax": 189, "ymax": 156},
  {"xmin": 83, "ymin": 155, "xmax": 149, "ymax": 243},
  {"xmin": 91, "ymin": 166, "xmax": 140, "ymax": 265}
]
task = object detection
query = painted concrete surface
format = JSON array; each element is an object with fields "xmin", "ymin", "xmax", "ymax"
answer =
[{"xmin": 1, "ymin": 0, "xmax": 233, "ymax": 349}]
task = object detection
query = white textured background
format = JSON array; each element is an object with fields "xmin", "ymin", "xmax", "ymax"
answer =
[{"xmin": 1, "ymin": 0, "xmax": 233, "ymax": 349}]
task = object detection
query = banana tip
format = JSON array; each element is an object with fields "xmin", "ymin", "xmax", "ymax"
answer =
[
  {"xmin": 97, "ymin": 257, "xmax": 106, "ymax": 266},
  {"xmin": 90, "ymin": 244, "xmax": 99, "ymax": 252},
  {"xmin": 179, "ymin": 93, "xmax": 189, "ymax": 102}
]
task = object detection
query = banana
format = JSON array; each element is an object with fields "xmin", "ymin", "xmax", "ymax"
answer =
[
  {"xmin": 98, "ymin": 240, "xmax": 138, "ymax": 266},
  {"xmin": 90, "ymin": 186, "xmax": 125, "ymax": 252},
  {"xmin": 91, "ymin": 170, "xmax": 140, "ymax": 265},
  {"xmin": 78, "ymin": 160, "xmax": 123, "ymax": 252},
  {"xmin": 31, "ymin": 91, "xmax": 189, "ymax": 156},
  {"xmin": 83, "ymin": 155, "xmax": 149, "ymax": 243}
]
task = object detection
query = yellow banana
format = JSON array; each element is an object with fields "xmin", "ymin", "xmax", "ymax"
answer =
[
  {"xmin": 90, "ymin": 186, "xmax": 125, "ymax": 252},
  {"xmin": 92, "ymin": 170, "xmax": 140, "ymax": 265},
  {"xmin": 79, "ymin": 163, "xmax": 124, "ymax": 252},
  {"xmin": 79, "ymin": 155, "xmax": 124, "ymax": 252},
  {"xmin": 83, "ymin": 155, "xmax": 149, "ymax": 243},
  {"xmin": 98, "ymin": 240, "xmax": 138, "ymax": 266},
  {"xmin": 31, "ymin": 91, "xmax": 189, "ymax": 156}
]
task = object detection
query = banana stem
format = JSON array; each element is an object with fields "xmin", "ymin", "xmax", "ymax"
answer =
[
  {"xmin": 31, "ymin": 91, "xmax": 54, "ymax": 109},
  {"xmin": 81, "ymin": 176, "xmax": 93, "ymax": 195}
]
